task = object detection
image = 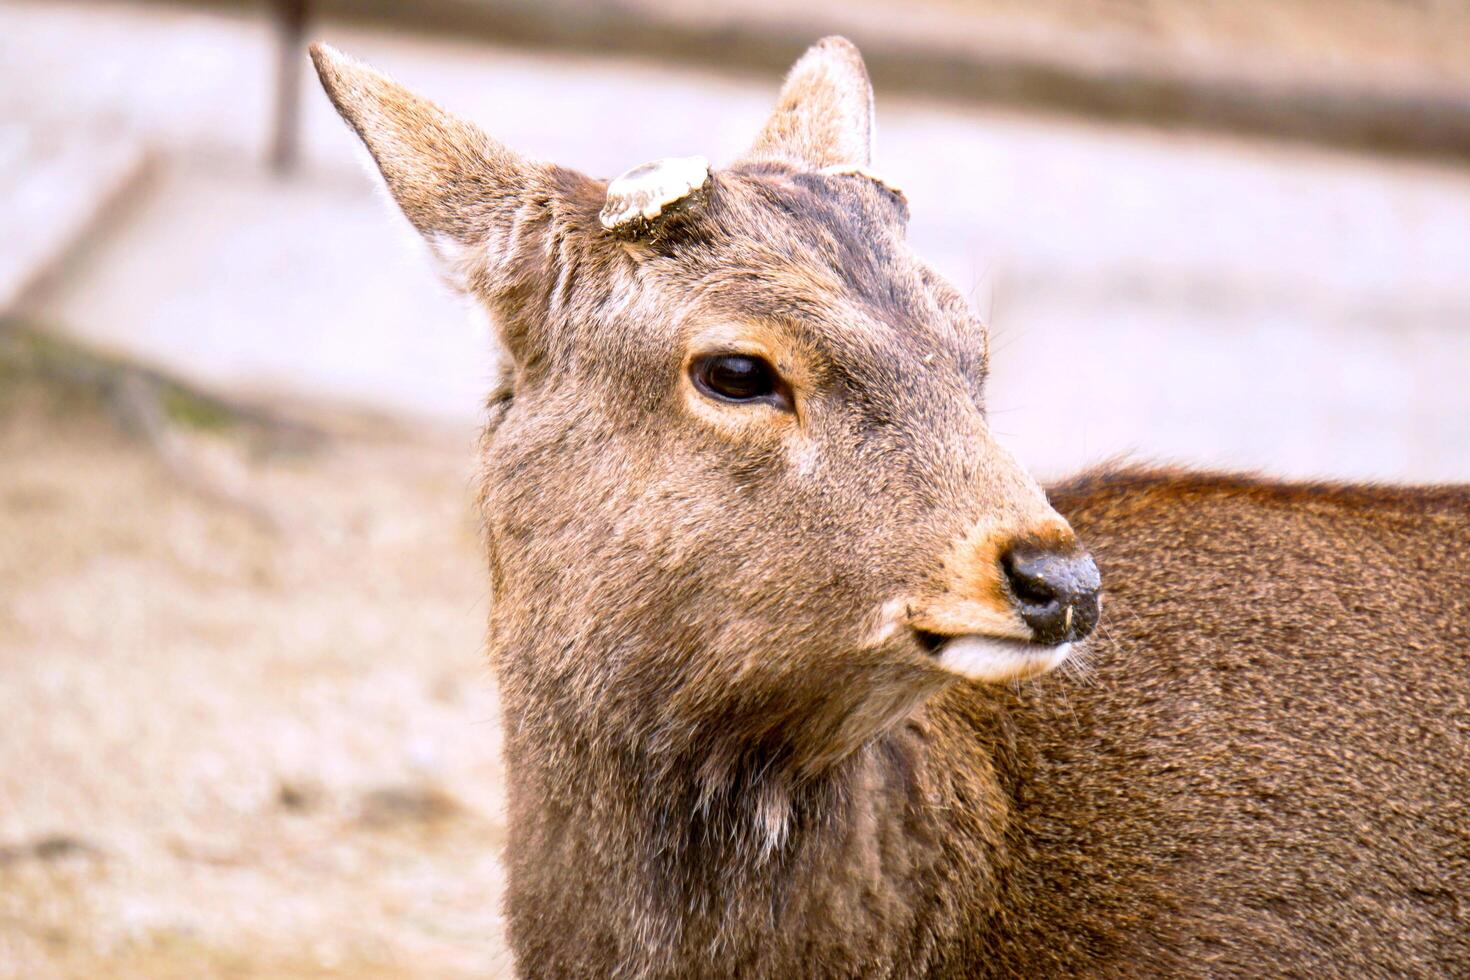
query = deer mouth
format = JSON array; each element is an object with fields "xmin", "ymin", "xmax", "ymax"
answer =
[{"xmin": 913, "ymin": 630, "xmax": 1072, "ymax": 683}]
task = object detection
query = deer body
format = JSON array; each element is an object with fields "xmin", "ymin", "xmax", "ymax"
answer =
[
  {"xmin": 312, "ymin": 39, "xmax": 1470, "ymax": 977},
  {"xmin": 498, "ymin": 471, "xmax": 1470, "ymax": 977}
]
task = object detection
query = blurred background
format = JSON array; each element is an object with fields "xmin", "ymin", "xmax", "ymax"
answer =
[{"xmin": 3, "ymin": 0, "xmax": 1468, "ymax": 975}]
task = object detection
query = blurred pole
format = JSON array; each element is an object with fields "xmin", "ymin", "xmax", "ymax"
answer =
[{"xmin": 269, "ymin": 0, "xmax": 309, "ymax": 174}]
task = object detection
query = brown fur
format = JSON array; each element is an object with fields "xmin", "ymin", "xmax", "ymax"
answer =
[{"xmin": 312, "ymin": 39, "xmax": 1470, "ymax": 977}]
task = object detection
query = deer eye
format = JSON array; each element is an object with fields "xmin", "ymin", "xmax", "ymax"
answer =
[{"xmin": 690, "ymin": 354, "xmax": 791, "ymax": 410}]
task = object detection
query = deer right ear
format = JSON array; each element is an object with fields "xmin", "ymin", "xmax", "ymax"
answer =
[{"xmin": 310, "ymin": 44, "xmax": 592, "ymax": 366}]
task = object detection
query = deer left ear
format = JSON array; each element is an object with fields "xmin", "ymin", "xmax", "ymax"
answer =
[{"xmin": 741, "ymin": 36, "xmax": 874, "ymax": 171}]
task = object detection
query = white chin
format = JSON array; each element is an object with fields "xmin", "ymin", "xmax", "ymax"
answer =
[{"xmin": 935, "ymin": 636, "xmax": 1072, "ymax": 683}]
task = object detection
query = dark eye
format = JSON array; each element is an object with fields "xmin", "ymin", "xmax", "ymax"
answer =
[{"xmin": 690, "ymin": 354, "xmax": 791, "ymax": 410}]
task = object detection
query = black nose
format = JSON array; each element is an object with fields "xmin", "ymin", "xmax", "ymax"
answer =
[{"xmin": 1001, "ymin": 545, "xmax": 1101, "ymax": 645}]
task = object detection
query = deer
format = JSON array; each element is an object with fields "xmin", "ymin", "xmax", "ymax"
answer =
[{"xmin": 310, "ymin": 38, "xmax": 1470, "ymax": 977}]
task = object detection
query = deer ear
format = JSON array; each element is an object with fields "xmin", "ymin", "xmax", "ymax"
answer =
[
  {"xmin": 311, "ymin": 44, "xmax": 601, "ymax": 370},
  {"xmin": 742, "ymin": 36, "xmax": 874, "ymax": 171},
  {"xmin": 309, "ymin": 43, "xmax": 548, "ymax": 284}
]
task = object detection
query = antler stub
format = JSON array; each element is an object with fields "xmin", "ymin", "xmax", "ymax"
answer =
[{"xmin": 599, "ymin": 155, "xmax": 711, "ymax": 237}]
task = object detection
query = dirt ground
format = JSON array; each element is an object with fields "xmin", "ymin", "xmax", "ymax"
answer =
[{"xmin": 0, "ymin": 337, "xmax": 513, "ymax": 977}]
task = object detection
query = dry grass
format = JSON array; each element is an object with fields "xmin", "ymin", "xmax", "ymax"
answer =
[{"xmin": 0, "ymin": 339, "xmax": 512, "ymax": 977}]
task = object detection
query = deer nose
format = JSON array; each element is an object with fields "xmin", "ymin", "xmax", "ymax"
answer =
[{"xmin": 1001, "ymin": 545, "xmax": 1101, "ymax": 645}]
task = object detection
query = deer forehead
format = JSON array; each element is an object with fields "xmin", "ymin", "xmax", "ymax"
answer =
[
  {"xmin": 666, "ymin": 255, "xmax": 982, "ymax": 376},
  {"xmin": 620, "ymin": 173, "xmax": 947, "ymax": 324}
]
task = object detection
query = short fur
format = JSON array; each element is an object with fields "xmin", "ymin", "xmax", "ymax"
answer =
[{"xmin": 311, "ymin": 40, "xmax": 1470, "ymax": 977}]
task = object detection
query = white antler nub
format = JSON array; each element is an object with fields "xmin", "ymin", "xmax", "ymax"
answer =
[{"xmin": 599, "ymin": 155, "xmax": 711, "ymax": 233}]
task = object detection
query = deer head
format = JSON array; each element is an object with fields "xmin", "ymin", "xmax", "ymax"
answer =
[{"xmin": 312, "ymin": 39, "xmax": 1100, "ymax": 777}]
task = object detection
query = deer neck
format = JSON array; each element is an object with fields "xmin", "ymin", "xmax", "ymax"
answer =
[{"xmin": 500, "ymin": 679, "xmax": 1016, "ymax": 971}]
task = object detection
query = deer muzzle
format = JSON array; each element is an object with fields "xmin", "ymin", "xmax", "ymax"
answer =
[{"xmin": 892, "ymin": 517, "xmax": 1103, "ymax": 683}]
